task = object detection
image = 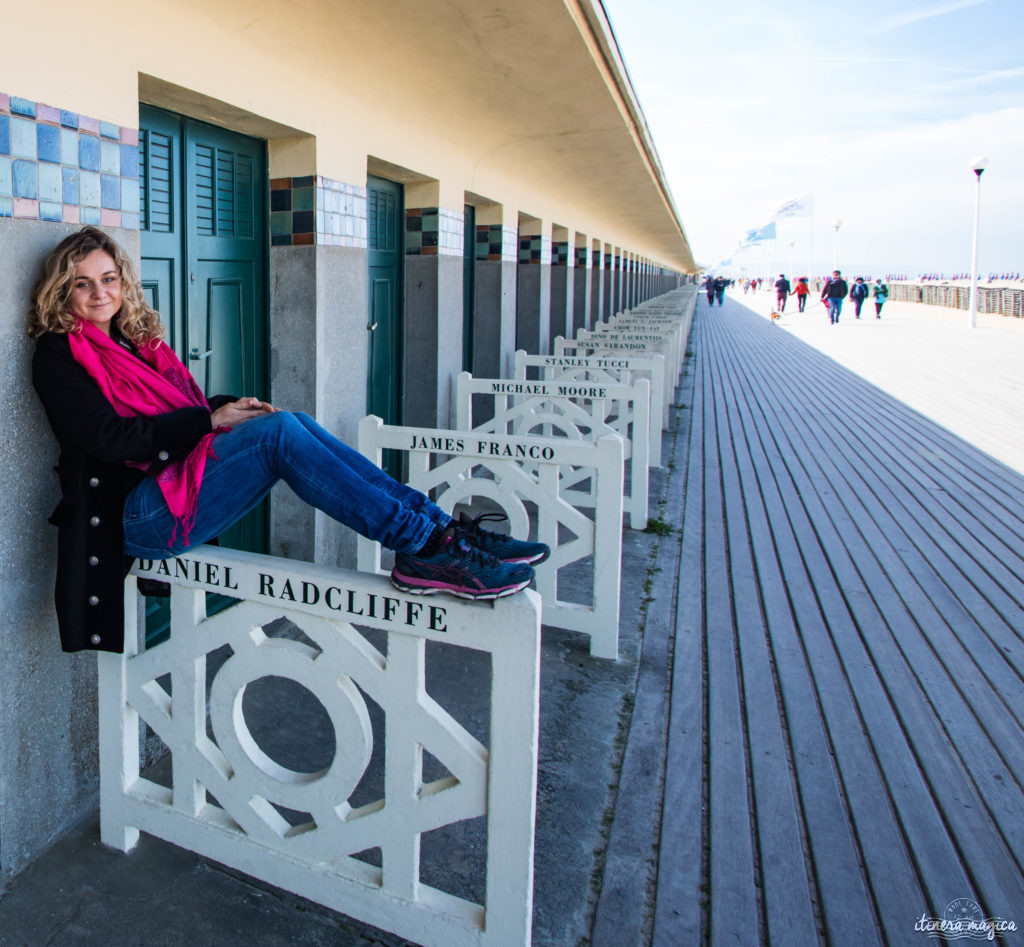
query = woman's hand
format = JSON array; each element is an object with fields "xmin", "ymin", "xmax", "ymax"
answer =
[{"xmin": 211, "ymin": 397, "xmax": 276, "ymax": 430}]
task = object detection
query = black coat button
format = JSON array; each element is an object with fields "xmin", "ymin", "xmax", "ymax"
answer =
[
  {"xmin": 89, "ymin": 477, "xmax": 100, "ymax": 487},
  {"xmin": 90, "ymin": 516, "xmax": 101, "ymax": 526},
  {"xmin": 88, "ymin": 595, "xmax": 100, "ymax": 605},
  {"xmin": 88, "ymin": 556, "xmax": 99, "ymax": 566},
  {"xmin": 90, "ymin": 634, "xmax": 101, "ymax": 645},
  {"xmin": 158, "ymin": 450, "xmax": 169, "ymax": 461}
]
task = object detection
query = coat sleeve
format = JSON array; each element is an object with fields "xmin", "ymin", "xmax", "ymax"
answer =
[{"xmin": 32, "ymin": 333, "xmax": 214, "ymax": 466}]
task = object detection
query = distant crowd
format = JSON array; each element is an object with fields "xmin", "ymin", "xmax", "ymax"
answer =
[
  {"xmin": 701, "ymin": 271, "xmax": 889, "ymax": 322},
  {"xmin": 887, "ymin": 273, "xmax": 1022, "ymax": 283}
]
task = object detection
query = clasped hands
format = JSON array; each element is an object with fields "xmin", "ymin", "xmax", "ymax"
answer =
[{"xmin": 210, "ymin": 396, "xmax": 276, "ymax": 430}]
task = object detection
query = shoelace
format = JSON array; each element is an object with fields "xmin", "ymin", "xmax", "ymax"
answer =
[
  {"xmin": 445, "ymin": 533, "xmax": 503, "ymax": 568},
  {"xmin": 455, "ymin": 512, "xmax": 510, "ymax": 549}
]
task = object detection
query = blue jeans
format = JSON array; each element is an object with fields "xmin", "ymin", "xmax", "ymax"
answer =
[
  {"xmin": 825, "ymin": 297, "xmax": 843, "ymax": 321},
  {"xmin": 123, "ymin": 411, "xmax": 449, "ymax": 558}
]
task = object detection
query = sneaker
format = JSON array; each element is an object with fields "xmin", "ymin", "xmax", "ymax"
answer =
[
  {"xmin": 452, "ymin": 512, "xmax": 551, "ymax": 565},
  {"xmin": 391, "ymin": 534, "xmax": 534, "ymax": 599}
]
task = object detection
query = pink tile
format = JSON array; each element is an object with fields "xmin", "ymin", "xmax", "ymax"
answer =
[
  {"xmin": 62, "ymin": 204, "xmax": 80, "ymax": 224},
  {"xmin": 0, "ymin": 94, "xmax": 9, "ymax": 114},
  {"xmin": 101, "ymin": 208, "xmax": 121, "ymax": 227},
  {"xmin": 37, "ymin": 103, "xmax": 60, "ymax": 124},
  {"xmin": 119, "ymin": 127, "xmax": 139, "ymax": 146},
  {"xmin": 79, "ymin": 115, "xmax": 100, "ymax": 135},
  {"xmin": 13, "ymin": 198, "xmax": 39, "ymax": 219}
]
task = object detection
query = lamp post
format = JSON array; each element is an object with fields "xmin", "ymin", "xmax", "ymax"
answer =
[
  {"xmin": 968, "ymin": 156, "xmax": 988, "ymax": 329},
  {"xmin": 832, "ymin": 219, "xmax": 842, "ymax": 270}
]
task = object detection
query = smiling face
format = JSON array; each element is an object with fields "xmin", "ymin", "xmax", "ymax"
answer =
[{"xmin": 68, "ymin": 249, "xmax": 122, "ymax": 335}]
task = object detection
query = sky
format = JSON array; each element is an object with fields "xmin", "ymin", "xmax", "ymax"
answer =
[{"xmin": 600, "ymin": 0, "xmax": 1024, "ymax": 276}]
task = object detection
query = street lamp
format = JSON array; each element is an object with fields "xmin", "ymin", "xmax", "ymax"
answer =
[
  {"xmin": 832, "ymin": 219, "xmax": 842, "ymax": 270},
  {"xmin": 968, "ymin": 156, "xmax": 988, "ymax": 329}
]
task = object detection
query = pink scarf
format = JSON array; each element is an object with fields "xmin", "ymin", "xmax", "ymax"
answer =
[{"xmin": 67, "ymin": 318, "xmax": 219, "ymax": 546}]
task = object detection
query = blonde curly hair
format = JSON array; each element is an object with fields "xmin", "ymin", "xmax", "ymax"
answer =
[{"xmin": 28, "ymin": 226, "xmax": 165, "ymax": 345}]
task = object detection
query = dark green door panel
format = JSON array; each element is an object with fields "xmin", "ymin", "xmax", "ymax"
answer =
[
  {"xmin": 462, "ymin": 203, "xmax": 475, "ymax": 373},
  {"xmin": 366, "ymin": 175, "xmax": 403, "ymax": 426}
]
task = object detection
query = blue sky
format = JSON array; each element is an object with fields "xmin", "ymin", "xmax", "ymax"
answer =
[{"xmin": 602, "ymin": 0, "xmax": 1024, "ymax": 275}]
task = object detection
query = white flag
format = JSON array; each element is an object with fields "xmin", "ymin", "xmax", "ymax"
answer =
[{"xmin": 772, "ymin": 193, "xmax": 814, "ymax": 220}]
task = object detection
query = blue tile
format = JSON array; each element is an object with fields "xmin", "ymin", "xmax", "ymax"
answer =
[
  {"xmin": 0, "ymin": 196, "xmax": 12, "ymax": 217},
  {"xmin": 120, "ymin": 211, "xmax": 140, "ymax": 229},
  {"xmin": 79, "ymin": 170, "xmax": 100, "ymax": 207},
  {"xmin": 38, "ymin": 162, "xmax": 60, "ymax": 201},
  {"xmin": 36, "ymin": 123, "xmax": 60, "ymax": 163},
  {"xmin": 78, "ymin": 135, "xmax": 100, "ymax": 171},
  {"xmin": 100, "ymin": 140, "xmax": 119, "ymax": 175},
  {"xmin": 99, "ymin": 121, "xmax": 119, "ymax": 140},
  {"xmin": 12, "ymin": 160, "xmax": 37, "ymax": 199},
  {"xmin": 60, "ymin": 110, "xmax": 79, "ymax": 129},
  {"xmin": 81, "ymin": 205, "xmax": 101, "ymax": 225},
  {"xmin": 120, "ymin": 178, "xmax": 139, "ymax": 213},
  {"xmin": 0, "ymin": 116, "xmax": 8, "ymax": 155},
  {"xmin": 11, "ymin": 118, "xmax": 36, "ymax": 158},
  {"xmin": 61, "ymin": 128, "xmax": 77, "ymax": 165},
  {"xmin": 62, "ymin": 167, "xmax": 78, "ymax": 204},
  {"xmin": 10, "ymin": 97, "xmax": 36, "ymax": 118},
  {"xmin": 100, "ymin": 173, "xmax": 120, "ymax": 209},
  {"xmin": 39, "ymin": 200, "xmax": 62, "ymax": 222},
  {"xmin": 0, "ymin": 157, "xmax": 9, "ymax": 196},
  {"xmin": 119, "ymin": 143, "xmax": 139, "ymax": 179}
]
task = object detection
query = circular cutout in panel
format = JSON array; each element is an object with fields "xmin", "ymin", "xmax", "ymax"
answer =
[
  {"xmin": 240, "ymin": 676, "xmax": 337, "ymax": 775},
  {"xmin": 209, "ymin": 638, "xmax": 372, "ymax": 813}
]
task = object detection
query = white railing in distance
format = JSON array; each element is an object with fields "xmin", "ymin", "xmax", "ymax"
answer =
[{"xmin": 356, "ymin": 416, "xmax": 624, "ymax": 660}]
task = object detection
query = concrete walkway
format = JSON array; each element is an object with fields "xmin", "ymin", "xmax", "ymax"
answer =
[{"xmin": 653, "ymin": 292, "xmax": 1024, "ymax": 944}]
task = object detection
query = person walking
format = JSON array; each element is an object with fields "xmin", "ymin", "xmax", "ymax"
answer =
[
  {"xmin": 821, "ymin": 270, "xmax": 849, "ymax": 324},
  {"xmin": 793, "ymin": 277, "xmax": 810, "ymax": 312},
  {"xmin": 872, "ymin": 278, "xmax": 889, "ymax": 318},
  {"xmin": 704, "ymin": 276, "xmax": 715, "ymax": 307},
  {"xmin": 774, "ymin": 274, "xmax": 792, "ymax": 312},
  {"xmin": 713, "ymin": 275, "xmax": 729, "ymax": 306},
  {"xmin": 849, "ymin": 277, "xmax": 869, "ymax": 318}
]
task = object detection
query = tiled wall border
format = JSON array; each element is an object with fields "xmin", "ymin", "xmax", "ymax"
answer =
[
  {"xmin": 406, "ymin": 206, "xmax": 462, "ymax": 257},
  {"xmin": 519, "ymin": 234, "xmax": 552, "ymax": 266},
  {"xmin": 0, "ymin": 92, "xmax": 139, "ymax": 227},
  {"xmin": 475, "ymin": 224, "xmax": 518, "ymax": 263},
  {"xmin": 552, "ymin": 241, "xmax": 572, "ymax": 267},
  {"xmin": 575, "ymin": 245, "xmax": 591, "ymax": 268},
  {"xmin": 270, "ymin": 175, "xmax": 367, "ymax": 247}
]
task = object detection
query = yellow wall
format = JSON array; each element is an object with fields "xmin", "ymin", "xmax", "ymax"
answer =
[{"xmin": 0, "ymin": 0, "xmax": 693, "ymax": 271}]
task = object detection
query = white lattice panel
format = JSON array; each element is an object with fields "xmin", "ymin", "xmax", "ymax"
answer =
[
  {"xmin": 99, "ymin": 547, "xmax": 541, "ymax": 947},
  {"xmin": 356, "ymin": 417, "xmax": 624, "ymax": 660},
  {"xmin": 454, "ymin": 372, "xmax": 649, "ymax": 530},
  {"xmin": 514, "ymin": 350, "xmax": 667, "ymax": 459}
]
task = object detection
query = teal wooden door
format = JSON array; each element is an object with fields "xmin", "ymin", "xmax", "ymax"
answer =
[
  {"xmin": 462, "ymin": 203, "xmax": 475, "ymax": 373},
  {"xmin": 366, "ymin": 175, "xmax": 403, "ymax": 425},
  {"xmin": 139, "ymin": 105, "xmax": 268, "ymax": 556}
]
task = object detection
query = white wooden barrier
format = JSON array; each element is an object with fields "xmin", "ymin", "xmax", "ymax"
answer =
[
  {"xmin": 100, "ymin": 546, "xmax": 541, "ymax": 947},
  {"xmin": 356, "ymin": 416, "xmax": 625, "ymax": 660},
  {"xmin": 514, "ymin": 350, "xmax": 667, "ymax": 460},
  {"xmin": 454, "ymin": 372, "xmax": 649, "ymax": 530}
]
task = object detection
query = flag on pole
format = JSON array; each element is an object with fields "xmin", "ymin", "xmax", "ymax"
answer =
[
  {"xmin": 771, "ymin": 193, "xmax": 814, "ymax": 221},
  {"xmin": 746, "ymin": 221, "xmax": 776, "ymax": 242}
]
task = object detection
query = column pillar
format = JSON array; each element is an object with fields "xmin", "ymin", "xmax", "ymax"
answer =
[
  {"xmin": 602, "ymin": 244, "xmax": 613, "ymax": 321},
  {"xmin": 573, "ymin": 233, "xmax": 592, "ymax": 335},
  {"xmin": 549, "ymin": 225, "xmax": 574, "ymax": 346},
  {"xmin": 472, "ymin": 203, "xmax": 519, "ymax": 379},
  {"xmin": 516, "ymin": 214, "xmax": 551, "ymax": 355},
  {"xmin": 591, "ymin": 239, "xmax": 604, "ymax": 327},
  {"xmin": 401, "ymin": 181, "xmax": 464, "ymax": 428}
]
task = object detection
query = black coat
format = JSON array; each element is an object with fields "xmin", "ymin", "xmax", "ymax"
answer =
[{"xmin": 32, "ymin": 332, "xmax": 230, "ymax": 653}]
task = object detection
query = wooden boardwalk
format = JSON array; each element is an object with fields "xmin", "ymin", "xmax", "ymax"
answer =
[{"xmin": 655, "ymin": 296, "xmax": 1024, "ymax": 945}]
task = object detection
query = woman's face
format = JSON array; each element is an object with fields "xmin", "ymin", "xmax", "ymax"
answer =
[{"xmin": 68, "ymin": 249, "xmax": 122, "ymax": 335}]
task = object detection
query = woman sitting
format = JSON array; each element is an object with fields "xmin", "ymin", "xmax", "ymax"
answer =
[{"xmin": 30, "ymin": 227, "xmax": 548, "ymax": 653}]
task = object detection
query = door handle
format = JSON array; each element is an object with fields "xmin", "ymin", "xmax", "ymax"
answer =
[
  {"xmin": 367, "ymin": 322, "xmax": 378, "ymax": 331},
  {"xmin": 190, "ymin": 347, "xmax": 214, "ymax": 361}
]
